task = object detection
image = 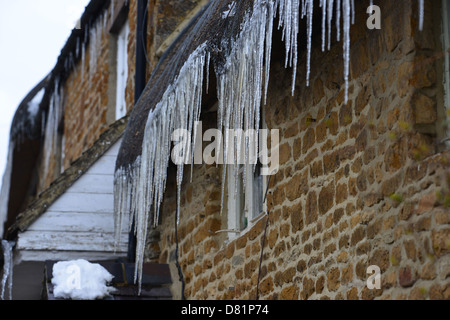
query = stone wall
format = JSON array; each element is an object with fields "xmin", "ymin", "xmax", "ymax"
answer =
[
  {"xmin": 40, "ymin": 0, "xmax": 200, "ymax": 191},
  {"xmin": 39, "ymin": 0, "xmax": 140, "ymax": 192},
  {"xmin": 154, "ymin": 0, "xmax": 450, "ymax": 300}
]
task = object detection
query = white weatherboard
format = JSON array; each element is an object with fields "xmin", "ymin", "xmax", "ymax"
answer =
[{"xmin": 17, "ymin": 139, "xmax": 128, "ymax": 262}]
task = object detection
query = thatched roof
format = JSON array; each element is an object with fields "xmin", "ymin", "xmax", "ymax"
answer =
[
  {"xmin": 116, "ymin": 0, "xmax": 252, "ymax": 170},
  {"xmin": 9, "ymin": 75, "xmax": 49, "ymax": 144}
]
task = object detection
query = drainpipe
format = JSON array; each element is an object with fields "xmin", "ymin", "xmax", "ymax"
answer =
[{"xmin": 128, "ymin": 0, "xmax": 148, "ymax": 263}]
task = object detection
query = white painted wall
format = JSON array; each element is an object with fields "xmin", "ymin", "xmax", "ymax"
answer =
[{"xmin": 16, "ymin": 139, "xmax": 129, "ymax": 262}]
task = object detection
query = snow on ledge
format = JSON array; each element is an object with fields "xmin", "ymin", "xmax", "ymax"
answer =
[{"xmin": 51, "ymin": 259, "xmax": 115, "ymax": 300}]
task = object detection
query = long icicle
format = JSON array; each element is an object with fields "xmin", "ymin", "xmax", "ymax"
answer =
[{"xmin": 418, "ymin": 0, "xmax": 424, "ymax": 31}]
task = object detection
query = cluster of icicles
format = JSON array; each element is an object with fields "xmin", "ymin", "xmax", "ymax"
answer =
[
  {"xmin": 113, "ymin": 0, "xmax": 426, "ymax": 289},
  {"xmin": 40, "ymin": 7, "xmax": 110, "ymax": 182},
  {"xmin": 41, "ymin": 0, "xmax": 131, "ymax": 182},
  {"xmin": 41, "ymin": 80, "xmax": 64, "ymax": 179}
]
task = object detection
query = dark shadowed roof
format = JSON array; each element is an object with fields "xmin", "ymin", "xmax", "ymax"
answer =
[{"xmin": 10, "ymin": 75, "xmax": 50, "ymax": 144}]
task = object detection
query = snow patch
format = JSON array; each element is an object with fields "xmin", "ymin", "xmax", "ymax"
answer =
[{"xmin": 51, "ymin": 259, "xmax": 115, "ymax": 300}]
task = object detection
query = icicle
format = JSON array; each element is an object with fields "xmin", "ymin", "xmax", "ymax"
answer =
[
  {"xmin": 342, "ymin": 0, "xmax": 351, "ymax": 104},
  {"xmin": 42, "ymin": 79, "xmax": 64, "ymax": 181},
  {"xmin": 335, "ymin": 0, "xmax": 341, "ymax": 41},
  {"xmin": 321, "ymin": 0, "xmax": 328, "ymax": 52},
  {"xmin": 327, "ymin": 0, "xmax": 334, "ymax": 50},
  {"xmin": 75, "ymin": 37, "xmax": 80, "ymax": 59},
  {"xmin": 1, "ymin": 240, "xmax": 14, "ymax": 300},
  {"xmin": 351, "ymin": 0, "xmax": 355, "ymax": 24},
  {"xmin": 89, "ymin": 16, "xmax": 104, "ymax": 80},
  {"xmin": 304, "ymin": 0, "xmax": 314, "ymax": 86},
  {"xmin": 216, "ymin": 0, "xmax": 272, "ymax": 209},
  {"xmin": 206, "ymin": 51, "xmax": 211, "ymax": 93},
  {"xmin": 110, "ymin": 0, "xmax": 115, "ymax": 26},
  {"xmin": 89, "ymin": 23, "xmax": 97, "ymax": 77},
  {"xmin": 114, "ymin": 44, "xmax": 207, "ymax": 291},
  {"xmin": 277, "ymin": 0, "xmax": 300, "ymax": 95},
  {"xmin": 68, "ymin": 52, "xmax": 75, "ymax": 74},
  {"xmin": 264, "ymin": 0, "xmax": 274, "ymax": 104},
  {"xmin": 103, "ymin": 11, "xmax": 108, "ymax": 30},
  {"xmin": 418, "ymin": 0, "xmax": 424, "ymax": 31}
]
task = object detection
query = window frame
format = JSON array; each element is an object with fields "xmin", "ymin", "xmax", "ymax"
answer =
[
  {"xmin": 115, "ymin": 20, "xmax": 130, "ymax": 120},
  {"xmin": 225, "ymin": 115, "xmax": 268, "ymax": 241},
  {"xmin": 106, "ymin": 0, "xmax": 130, "ymax": 124}
]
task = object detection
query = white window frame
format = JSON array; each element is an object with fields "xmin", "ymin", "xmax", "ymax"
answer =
[
  {"xmin": 115, "ymin": 20, "xmax": 129, "ymax": 120},
  {"xmin": 225, "ymin": 112, "xmax": 268, "ymax": 240},
  {"xmin": 226, "ymin": 163, "xmax": 267, "ymax": 241}
]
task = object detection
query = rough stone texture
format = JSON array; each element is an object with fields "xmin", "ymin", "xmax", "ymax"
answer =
[
  {"xmin": 149, "ymin": 0, "xmax": 450, "ymax": 300},
  {"xmin": 39, "ymin": 0, "xmax": 139, "ymax": 192}
]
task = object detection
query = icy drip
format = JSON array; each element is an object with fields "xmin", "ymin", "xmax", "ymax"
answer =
[
  {"xmin": 277, "ymin": 0, "xmax": 354, "ymax": 102},
  {"xmin": 276, "ymin": 0, "xmax": 299, "ymax": 95},
  {"xmin": 217, "ymin": 0, "xmax": 274, "ymax": 212},
  {"xmin": 320, "ymin": 0, "xmax": 327, "ymax": 52},
  {"xmin": 327, "ymin": 0, "xmax": 334, "ymax": 50},
  {"xmin": 303, "ymin": 0, "xmax": 314, "ymax": 86},
  {"xmin": 114, "ymin": 45, "xmax": 207, "ymax": 289},
  {"xmin": 1, "ymin": 240, "xmax": 14, "ymax": 300},
  {"xmin": 42, "ymin": 80, "xmax": 64, "ymax": 181},
  {"xmin": 322, "ymin": 0, "xmax": 355, "ymax": 103},
  {"xmin": 81, "ymin": 41, "xmax": 86, "ymax": 80},
  {"xmin": 342, "ymin": 0, "xmax": 351, "ymax": 103},
  {"xmin": 58, "ymin": 10, "xmax": 108, "ymax": 78},
  {"xmin": 418, "ymin": 0, "xmax": 424, "ymax": 31},
  {"xmin": 89, "ymin": 17, "xmax": 104, "ymax": 81}
]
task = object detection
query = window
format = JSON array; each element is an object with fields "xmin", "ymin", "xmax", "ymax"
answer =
[
  {"xmin": 115, "ymin": 20, "xmax": 129, "ymax": 120},
  {"xmin": 227, "ymin": 165, "xmax": 246, "ymax": 233},
  {"xmin": 226, "ymin": 162, "xmax": 267, "ymax": 240},
  {"xmin": 225, "ymin": 109, "xmax": 268, "ymax": 240},
  {"xmin": 107, "ymin": 0, "xmax": 130, "ymax": 124}
]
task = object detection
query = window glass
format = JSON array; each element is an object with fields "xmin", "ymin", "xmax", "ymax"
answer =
[{"xmin": 116, "ymin": 21, "xmax": 129, "ymax": 120}]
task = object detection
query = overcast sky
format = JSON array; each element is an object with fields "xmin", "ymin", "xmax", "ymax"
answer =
[{"xmin": 0, "ymin": 0, "xmax": 90, "ymax": 189}]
